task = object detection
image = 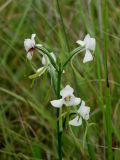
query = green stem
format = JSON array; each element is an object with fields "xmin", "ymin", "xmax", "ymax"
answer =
[
  {"xmin": 62, "ymin": 47, "xmax": 85, "ymax": 69},
  {"xmin": 83, "ymin": 122, "xmax": 96, "ymax": 160},
  {"xmin": 86, "ymin": 134, "xmax": 96, "ymax": 160},
  {"xmin": 56, "ymin": 63, "xmax": 62, "ymax": 160}
]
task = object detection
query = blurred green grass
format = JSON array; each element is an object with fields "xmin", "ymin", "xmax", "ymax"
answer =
[{"xmin": 0, "ymin": 0, "xmax": 120, "ymax": 159}]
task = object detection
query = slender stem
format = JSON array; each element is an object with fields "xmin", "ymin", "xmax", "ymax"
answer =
[
  {"xmin": 86, "ymin": 134, "xmax": 96, "ymax": 160},
  {"xmin": 56, "ymin": 0, "xmax": 70, "ymax": 53},
  {"xmin": 62, "ymin": 47, "xmax": 85, "ymax": 69},
  {"xmin": 56, "ymin": 63, "xmax": 62, "ymax": 160},
  {"xmin": 83, "ymin": 122, "xmax": 96, "ymax": 160}
]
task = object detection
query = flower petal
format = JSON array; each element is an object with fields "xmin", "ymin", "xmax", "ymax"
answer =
[
  {"xmin": 77, "ymin": 100, "xmax": 85, "ymax": 113},
  {"xmin": 27, "ymin": 52, "xmax": 33, "ymax": 60},
  {"xmin": 60, "ymin": 85, "xmax": 74, "ymax": 98},
  {"xmin": 42, "ymin": 55, "xmax": 48, "ymax": 65},
  {"xmin": 84, "ymin": 34, "xmax": 96, "ymax": 51},
  {"xmin": 74, "ymin": 97, "xmax": 81, "ymax": 105},
  {"xmin": 76, "ymin": 40, "xmax": 85, "ymax": 46},
  {"xmin": 79, "ymin": 105, "xmax": 90, "ymax": 120},
  {"xmin": 69, "ymin": 116, "xmax": 82, "ymax": 126},
  {"xmin": 24, "ymin": 39, "xmax": 32, "ymax": 52},
  {"xmin": 84, "ymin": 34, "xmax": 90, "ymax": 42},
  {"xmin": 50, "ymin": 99, "xmax": 63, "ymax": 108},
  {"xmin": 83, "ymin": 50, "xmax": 93, "ymax": 63},
  {"xmin": 89, "ymin": 38, "xmax": 96, "ymax": 51},
  {"xmin": 31, "ymin": 34, "xmax": 36, "ymax": 40},
  {"xmin": 24, "ymin": 34, "xmax": 36, "ymax": 53}
]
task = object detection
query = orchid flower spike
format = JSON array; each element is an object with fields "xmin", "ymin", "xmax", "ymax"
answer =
[
  {"xmin": 69, "ymin": 100, "xmax": 90, "ymax": 126},
  {"xmin": 24, "ymin": 34, "xmax": 36, "ymax": 60},
  {"xmin": 76, "ymin": 34, "xmax": 96, "ymax": 63},
  {"xmin": 50, "ymin": 85, "xmax": 81, "ymax": 108}
]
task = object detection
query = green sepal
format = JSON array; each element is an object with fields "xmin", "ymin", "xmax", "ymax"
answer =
[{"xmin": 28, "ymin": 65, "xmax": 48, "ymax": 79}]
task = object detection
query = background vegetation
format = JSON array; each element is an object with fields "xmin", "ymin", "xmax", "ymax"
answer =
[{"xmin": 0, "ymin": 0, "xmax": 120, "ymax": 159}]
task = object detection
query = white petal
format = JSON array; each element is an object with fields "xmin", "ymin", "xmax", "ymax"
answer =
[
  {"xmin": 84, "ymin": 34, "xmax": 96, "ymax": 51},
  {"xmin": 42, "ymin": 55, "xmax": 48, "ymax": 65},
  {"xmin": 81, "ymin": 100, "xmax": 85, "ymax": 106},
  {"xmin": 31, "ymin": 34, "xmax": 36, "ymax": 40},
  {"xmin": 84, "ymin": 34, "xmax": 90, "ymax": 42},
  {"xmin": 83, "ymin": 50, "xmax": 93, "ymax": 63},
  {"xmin": 24, "ymin": 34, "xmax": 36, "ymax": 52},
  {"xmin": 60, "ymin": 85, "xmax": 74, "ymax": 98},
  {"xmin": 50, "ymin": 99, "xmax": 63, "ymax": 108},
  {"xmin": 89, "ymin": 38, "xmax": 96, "ymax": 51},
  {"xmin": 79, "ymin": 105, "xmax": 90, "ymax": 120},
  {"xmin": 77, "ymin": 100, "xmax": 85, "ymax": 113},
  {"xmin": 24, "ymin": 39, "xmax": 32, "ymax": 52},
  {"xmin": 76, "ymin": 40, "xmax": 85, "ymax": 46},
  {"xmin": 74, "ymin": 97, "xmax": 81, "ymax": 105},
  {"xmin": 27, "ymin": 52, "xmax": 32, "ymax": 60},
  {"xmin": 69, "ymin": 116, "xmax": 82, "ymax": 126}
]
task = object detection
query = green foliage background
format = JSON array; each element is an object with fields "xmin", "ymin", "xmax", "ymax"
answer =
[{"xmin": 0, "ymin": 0, "xmax": 120, "ymax": 159}]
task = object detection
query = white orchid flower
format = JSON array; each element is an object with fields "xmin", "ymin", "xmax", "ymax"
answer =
[
  {"xmin": 50, "ymin": 85, "xmax": 81, "ymax": 108},
  {"xmin": 76, "ymin": 34, "xmax": 96, "ymax": 63},
  {"xmin": 69, "ymin": 100, "xmax": 90, "ymax": 126},
  {"xmin": 24, "ymin": 34, "xmax": 42, "ymax": 60},
  {"xmin": 24, "ymin": 34, "xmax": 36, "ymax": 60},
  {"xmin": 78, "ymin": 101, "xmax": 90, "ymax": 120}
]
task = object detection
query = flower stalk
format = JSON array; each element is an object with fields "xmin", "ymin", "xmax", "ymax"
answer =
[
  {"xmin": 62, "ymin": 46, "xmax": 85, "ymax": 69},
  {"xmin": 56, "ymin": 63, "xmax": 62, "ymax": 160}
]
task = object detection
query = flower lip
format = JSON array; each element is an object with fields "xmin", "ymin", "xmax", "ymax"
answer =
[
  {"xmin": 69, "ymin": 116, "xmax": 82, "ymax": 126},
  {"xmin": 28, "ymin": 47, "xmax": 35, "ymax": 53},
  {"xmin": 63, "ymin": 95, "xmax": 81, "ymax": 107},
  {"xmin": 64, "ymin": 95, "xmax": 72, "ymax": 101},
  {"xmin": 63, "ymin": 95, "xmax": 73, "ymax": 106}
]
